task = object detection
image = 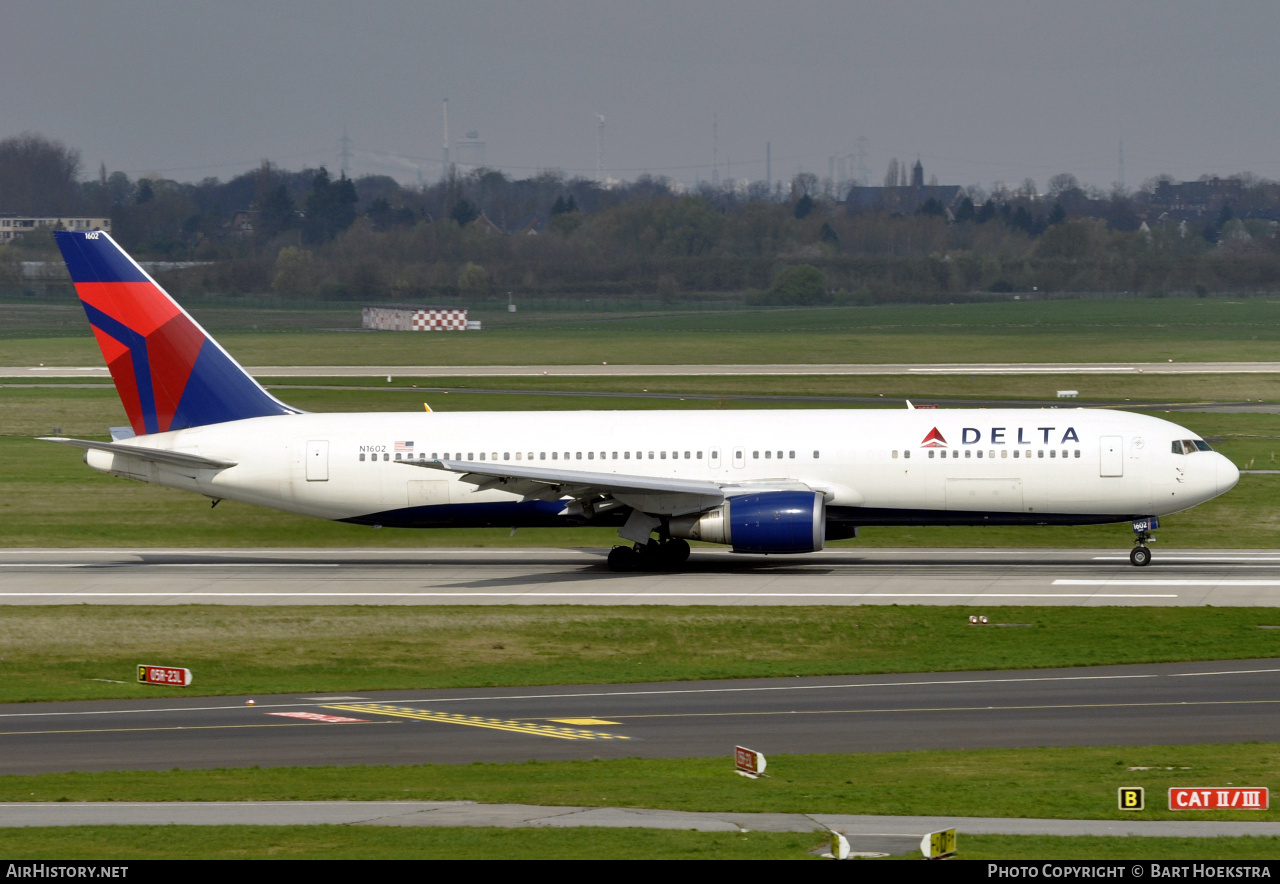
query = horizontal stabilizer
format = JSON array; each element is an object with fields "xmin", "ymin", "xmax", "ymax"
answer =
[{"xmin": 39, "ymin": 437, "xmax": 237, "ymax": 470}]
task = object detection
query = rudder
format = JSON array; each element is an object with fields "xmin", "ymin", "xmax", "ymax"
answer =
[{"xmin": 54, "ymin": 230, "xmax": 296, "ymax": 435}]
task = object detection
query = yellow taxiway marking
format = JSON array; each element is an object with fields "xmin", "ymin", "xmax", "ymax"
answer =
[
  {"xmin": 546, "ymin": 718, "xmax": 620, "ymax": 726},
  {"xmin": 324, "ymin": 704, "xmax": 628, "ymax": 741}
]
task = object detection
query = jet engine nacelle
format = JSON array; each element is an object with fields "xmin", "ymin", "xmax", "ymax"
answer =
[{"xmin": 670, "ymin": 490, "xmax": 825, "ymax": 554}]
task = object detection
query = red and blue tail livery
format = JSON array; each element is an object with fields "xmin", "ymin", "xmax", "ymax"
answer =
[{"xmin": 54, "ymin": 230, "xmax": 296, "ymax": 435}]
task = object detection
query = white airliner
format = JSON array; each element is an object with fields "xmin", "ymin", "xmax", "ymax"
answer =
[{"xmin": 44, "ymin": 230, "xmax": 1239, "ymax": 570}]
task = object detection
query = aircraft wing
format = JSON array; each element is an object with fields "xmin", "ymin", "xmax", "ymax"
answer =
[
  {"xmin": 403, "ymin": 457, "xmax": 722, "ymax": 496},
  {"xmin": 39, "ymin": 437, "xmax": 238, "ymax": 470}
]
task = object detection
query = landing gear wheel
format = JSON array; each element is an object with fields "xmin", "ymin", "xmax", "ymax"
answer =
[
  {"xmin": 1130, "ymin": 546, "xmax": 1152, "ymax": 567},
  {"xmin": 663, "ymin": 538, "xmax": 690, "ymax": 566},
  {"xmin": 607, "ymin": 545, "xmax": 638, "ymax": 572}
]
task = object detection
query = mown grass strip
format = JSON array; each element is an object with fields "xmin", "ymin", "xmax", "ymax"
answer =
[
  {"xmin": 0, "ymin": 825, "xmax": 822, "ymax": 860},
  {"xmin": 2, "ymin": 606, "xmax": 1280, "ymax": 703},
  {"xmin": 7, "ymin": 298, "xmax": 1280, "ymax": 365},
  {"xmin": 4, "ymin": 745, "xmax": 1280, "ymax": 823},
  {"xmin": 1, "ymin": 827, "xmax": 1277, "ymax": 860}
]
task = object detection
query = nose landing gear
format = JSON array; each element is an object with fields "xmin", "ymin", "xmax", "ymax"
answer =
[{"xmin": 1129, "ymin": 517, "xmax": 1158, "ymax": 567}]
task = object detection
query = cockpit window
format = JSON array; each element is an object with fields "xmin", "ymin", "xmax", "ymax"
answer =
[
  {"xmin": 1194, "ymin": 440, "xmax": 1213, "ymax": 452},
  {"xmin": 1182, "ymin": 440, "xmax": 1197, "ymax": 454},
  {"xmin": 1173, "ymin": 439, "xmax": 1212, "ymax": 454},
  {"xmin": 1172, "ymin": 441, "xmax": 1185, "ymax": 455}
]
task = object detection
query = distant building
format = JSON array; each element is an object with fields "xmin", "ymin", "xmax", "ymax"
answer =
[
  {"xmin": 0, "ymin": 215, "xmax": 111, "ymax": 243},
  {"xmin": 363, "ymin": 306, "xmax": 480, "ymax": 331},
  {"xmin": 229, "ymin": 210, "xmax": 255, "ymax": 236},
  {"xmin": 845, "ymin": 160, "xmax": 965, "ymax": 216},
  {"xmin": 1151, "ymin": 178, "xmax": 1246, "ymax": 214}
]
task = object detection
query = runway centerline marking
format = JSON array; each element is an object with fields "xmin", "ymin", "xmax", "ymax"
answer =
[
  {"xmin": 1055, "ymin": 580, "xmax": 1280, "ymax": 587},
  {"xmin": 599, "ymin": 698, "xmax": 1280, "ymax": 720},
  {"xmin": 0, "ymin": 721, "xmax": 393, "ymax": 738},
  {"xmin": 324, "ymin": 704, "xmax": 629, "ymax": 741}
]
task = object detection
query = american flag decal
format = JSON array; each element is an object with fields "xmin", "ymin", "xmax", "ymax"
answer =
[{"xmin": 395, "ymin": 441, "xmax": 414, "ymax": 452}]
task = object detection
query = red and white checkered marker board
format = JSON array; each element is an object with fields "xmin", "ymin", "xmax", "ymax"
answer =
[
  {"xmin": 362, "ymin": 306, "xmax": 468, "ymax": 331},
  {"xmin": 735, "ymin": 745, "xmax": 766, "ymax": 777},
  {"xmin": 411, "ymin": 309, "xmax": 467, "ymax": 330},
  {"xmin": 137, "ymin": 665, "xmax": 192, "ymax": 687},
  {"xmin": 1169, "ymin": 788, "xmax": 1268, "ymax": 810}
]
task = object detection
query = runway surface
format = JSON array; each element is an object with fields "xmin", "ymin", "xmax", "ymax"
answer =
[
  {"xmin": 4, "ymin": 803, "xmax": 1277, "ymax": 843},
  {"xmin": 2, "ymin": 659, "xmax": 1278, "ymax": 774},
  {"xmin": 7, "ymin": 361, "xmax": 1280, "ymax": 378},
  {"xmin": 6, "ymin": 548, "xmax": 1280, "ymax": 606}
]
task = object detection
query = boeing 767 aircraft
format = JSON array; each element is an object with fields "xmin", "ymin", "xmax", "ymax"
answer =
[{"xmin": 42, "ymin": 229, "xmax": 1239, "ymax": 570}]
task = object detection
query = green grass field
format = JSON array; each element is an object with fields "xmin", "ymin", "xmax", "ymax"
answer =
[
  {"xmin": 5, "ymin": 744, "xmax": 1280, "ymax": 823},
  {"xmin": 0, "ymin": 828, "xmax": 1275, "ymax": 860},
  {"xmin": 6, "ymin": 297, "xmax": 1280, "ymax": 366},
  {"xmin": 4, "ymin": 606, "xmax": 1279, "ymax": 703}
]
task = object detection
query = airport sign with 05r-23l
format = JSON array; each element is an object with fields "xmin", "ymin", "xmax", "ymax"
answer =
[{"xmin": 137, "ymin": 665, "xmax": 193, "ymax": 687}]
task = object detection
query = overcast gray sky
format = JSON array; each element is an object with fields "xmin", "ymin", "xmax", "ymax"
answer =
[{"xmin": 6, "ymin": 1, "xmax": 1279, "ymax": 191}]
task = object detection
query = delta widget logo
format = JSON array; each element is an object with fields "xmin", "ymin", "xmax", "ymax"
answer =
[{"xmin": 920, "ymin": 427, "xmax": 947, "ymax": 448}]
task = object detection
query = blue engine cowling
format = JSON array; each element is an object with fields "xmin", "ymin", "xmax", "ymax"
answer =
[{"xmin": 726, "ymin": 491, "xmax": 826, "ymax": 554}]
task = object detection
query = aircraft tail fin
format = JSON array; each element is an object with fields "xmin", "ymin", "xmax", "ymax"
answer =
[{"xmin": 54, "ymin": 230, "xmax": 297, "ymax": 435}]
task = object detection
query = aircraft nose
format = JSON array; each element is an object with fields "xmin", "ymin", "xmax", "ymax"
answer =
[{"xmin": 1216, "ymin": 453, "xmax": 1240, "ymax": 495}]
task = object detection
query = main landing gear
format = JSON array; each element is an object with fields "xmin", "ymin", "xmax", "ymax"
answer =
[
  {"xmin": 1129, "ymin": 517, "xmax": 1158, "ymax": 567},
  {"xmin": 607, "ymin": 538, "xmax": 690, "ymax": 572}
]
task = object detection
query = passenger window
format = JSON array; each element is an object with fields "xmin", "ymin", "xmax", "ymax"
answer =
[
  {"xmin": 1001, "ymin": 450, "xmax": 1007, "ymax": 458},
  {"xmin": 624, "ymin": 451, "xmax": 630, "ymax": 459},
  {"xmin": 492, "ymin": 452, "xmax": 498, "ymax": 461},
  {"xmin": 515, "ymin": 452, "xmax": 522, "ymax": 460},
  {"xmin": 612, "ymin": 452, "xmax": 618, "ymax": 459},
  {"xmin": 1013, "ymin": 450, "xmax": 1019, "ymax": 458},
  {"xmin": 989, "ymin": 450, "xmax": 994, "ymax": 459},
  {"xmin": 789, "ymin": 451, "xmax": 795, "ymax": 459},
  {"xmin": 903, "ymin": 450, "xmax": 910, "ymax": 459},
  {"xmin": 503, "ymin": 452, "xmax": 509, "ymax": 460},
  {"xmin": 753, "ymin": 451, "xmax": 759, "ymax": 459},
  {"xmin": 541, "ymin": 452, "xmax": 547, "ymax": 460},
  {"xmin": 587, "ymin": 452, "xmax": 594, "ymax": 460},
  {"xmin": 1050, "ymin": 450, "xmax": 1056, "ymax": 458},
  {"xmin": 552, "ymin": 452, "xmax": 558, "ymax": 460},
  {"xmin": 660, "ymin": 451, "xmax": 667, "ymax": 460},
  {"xmin": 1037, "ymin": 450, "xmax": 1044, "ymax": 458},
  {"xmin": 1074, "ymin": 450, "xmax": 1081, "ymax": 458},
  {"xmin": 892, "ymin": 450, "xmax": 899, "ymax": 459},
  {"xmin": 765, "ymin": 450, "xmax": 772, "ymax": 459},
  {"xmin": 929, "ymin": 450, "xmax": 935, "ymax": 459},
  {"xmin": 649, "ymin": 452, "xmax": 654, "ymax": 459},
  {"xmin": 685, "ymin": 451, "xmax": 691, "ymax": 459},
  {"xmin": 813, "ymin": 450, "xmax": 820, "ymax": 459},
  {"xmin": 384, "ymin": 453, "xmax": 389, "ymax": 461},
  {"xmin": 479, "ymin": 453, "xmax": 485, "ymax": 461},
  {"xmin": 359, "ymin": 453, "xmax": 365, "ymax": 462},
  {"xmin": 576, "ymin": 452, "xmax": 582, "ymax": 460},
  {"xmin": 395, "ymin": 453, "xmax": 402, "ymax": 460},
  {"xmin": 965, "ymin": 450, "xmax": 971, "ymax": 458},
  {"xmin": 697, "ymin": 451, "xmax": 703, "ymax": 459}
]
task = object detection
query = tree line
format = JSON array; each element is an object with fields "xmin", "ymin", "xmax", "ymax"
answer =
[{"xmin": 3, "ymin": 131, "xmax": 1280, "ymax": 303}]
